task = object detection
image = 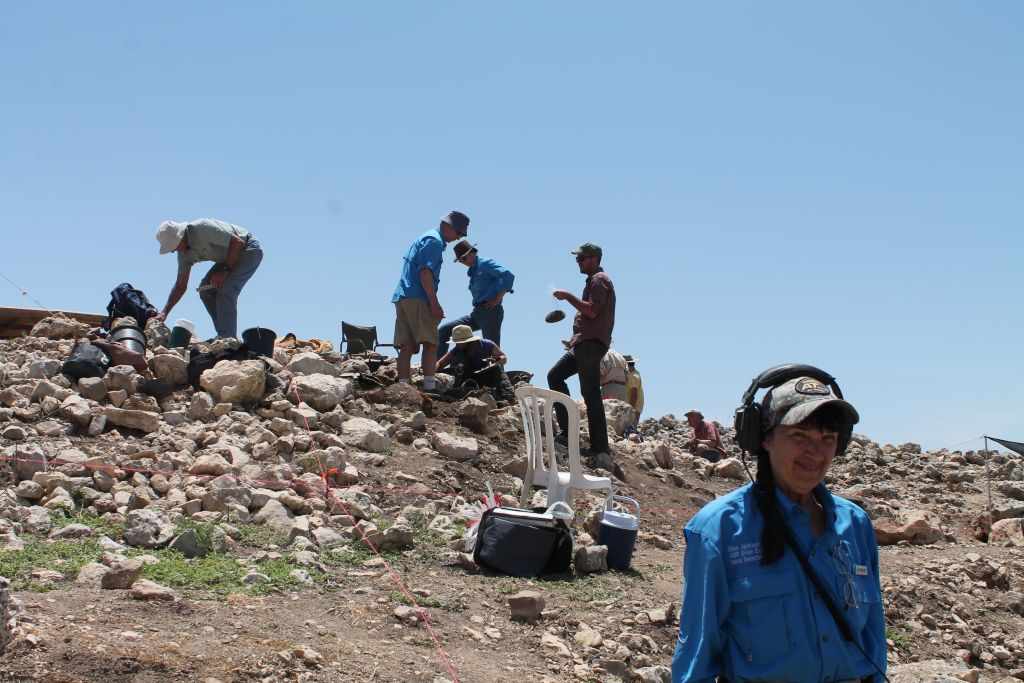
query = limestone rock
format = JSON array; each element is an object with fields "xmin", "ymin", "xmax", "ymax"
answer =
[
  {"xmin": 124, "ymin": 509, "xmax": 175, "ymax": 548},
  {"xmin": 254, "ymin": 499, "xmax": 294, "ymax": 536},
  {"xmin": 189, "ymin": 392, "xmax": 215, "ymax": 420},
  {"xmin": 458, "ymin": 398, "xmax": 490, "ymax": 434},
  {"xmin": 990, "ymin": 518, "xmax": 1024, "ymax": 547},
  {"xmin": 875, "ymin": 509, "xmax": 944, "ymax": 545},
  {"xmin": 190, "ymin": 453, "xmax": 231, "ymax": 476},
  {"xmin": 101, "ymin": 558, "xmax": 144, "ymax": 589},
  {"xmin": 509, "ymin": 590, "xmax": 545, "ymax": 623},
  {"xmin": 78, "ymin": 377, "xmax": 107, "ymax": 402},
  {"xmin": 30, "ymin": 314, "xmax": 89, "ymax": 339},
  {"xmin": 341, "ymin": 417, "xmax": 391, "ymax": 453},
  {"xmin": 575, "ymin": 545, "xmax": 608, "ymax": 574},
  {"xmin": 603, "ymin": 399, "xmax": 638, "ymax": 436},
  {"xmin": 200, "ymin": 360, "xmax": 266, "ymax": 404},
  {"xmin": 714, "ymin": 457, "xmax": 747, "ymax": 481},
  {"xmin": 104, "ymin": 365, "xmax": 140, "ymax": 394},
  {"xmin": 286, "ymin": 352, "xmax": 342, "ymax": 377},
  {"xmin": 28, "ymin": 359, "xmax": 62, "ymax": 379},
  {"xmin": 149, "ymin": 353, "xmax": 188, "ymax": 387},
  {"xmin": 7, "ymin": 444, "xmax": 47, "ymax": 481},
  {"xmin": 61, "ymin": 394, "xmax": 93, "ymax": 429},
  {"xmin": 432, "ymin": 431, "xmax": 479, "ymax": 461},
  {"xmin": 290, "ymin": 374, "xmax": 354, "ymax": 412},
  {"xmin": 130, "ymin": 580, "xmax": 176, "ymax": 601},
  {"xmin": 652, "ymin": 442, "xmax": 674, "ymax": 469},
  {"xmin": 102, "ymin": 407, "xmax": 161, "ymax": 433}
]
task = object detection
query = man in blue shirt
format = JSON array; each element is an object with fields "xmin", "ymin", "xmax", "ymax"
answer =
[
  {"xmin": 672, "ymin": 374, "xmax": 886, "ymax": 683},
  {"xmin": 391, "ymin": 211, "xmax": 469, "ymax": 391},
  {"xmin": 437, "ymin": 240, "xmax": 515, "ymax": 355}
]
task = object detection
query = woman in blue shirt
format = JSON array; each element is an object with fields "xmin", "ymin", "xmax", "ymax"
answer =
[{"xmin": 672, "ymin": 368, "xmax": 887, "ymax": 683}]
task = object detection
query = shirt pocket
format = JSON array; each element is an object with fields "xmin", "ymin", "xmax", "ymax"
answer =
[
  {"xmin": 843, "ymin": 565, "xmax": 882, "ymax": 634},
  {"xmin": 727, "ymin": 572, "xmax": 796, "ymax": 664}
]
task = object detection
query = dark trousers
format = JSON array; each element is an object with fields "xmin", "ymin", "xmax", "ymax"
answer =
[
  {"xmin": 547, "ymin": 340, "xmax": 609, "ymax": 453},
  {"xmin": 437, "ymin": 304, "xmax": 504, "ymax": 355}
]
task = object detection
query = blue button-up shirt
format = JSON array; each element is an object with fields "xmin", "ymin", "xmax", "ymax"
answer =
[
  {"xmin": 392, "ymin": 229, "xmax": 446, "ymax": 303},
  {"xmin": 468, "ymin": 257, "xmax": 515, "ymax": 307},
  {"xmin": 672, "ymin": 483, "xmax": 886, "ymax": 683}
]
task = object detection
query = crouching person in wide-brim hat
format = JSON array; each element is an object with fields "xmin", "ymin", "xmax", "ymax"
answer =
[{"xmin": 671, "ymin": 370, "xmax": 886, "ymax": 683}]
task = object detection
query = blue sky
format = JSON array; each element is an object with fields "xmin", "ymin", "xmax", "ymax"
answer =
[{"xmin": 1, "ymin": 3, "xmax": 1020, "ymax": 450}]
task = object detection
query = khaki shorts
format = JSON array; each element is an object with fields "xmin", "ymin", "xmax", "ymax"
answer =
[{"xmin": 394, "ymin": 298, "xmax": 438, "ymax": 348}]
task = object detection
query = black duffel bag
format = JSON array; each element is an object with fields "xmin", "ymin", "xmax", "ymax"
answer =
[
  {"xmin": 473, "ymin": 505, "xmax": 574, "ymax": 578},
  {"xmin": 62, "ymin": 342, "xmax": 111, "ymax": 379}
]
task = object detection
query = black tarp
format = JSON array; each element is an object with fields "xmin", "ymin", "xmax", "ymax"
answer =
[{"xmin": 988, "ymin": 437, "xmax": 1024, "ymax": 457}]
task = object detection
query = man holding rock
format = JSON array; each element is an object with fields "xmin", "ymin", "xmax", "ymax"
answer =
[
  {"xmin": 548, "ymin": 242, "xmax": 617, "ymax": 471},
  {"xmin": 437, "ymin": 239, "xmax": 515, "ymax": 355},
  {"xmin": 155, "ymin": 219, "xmax": 263, "ymax": 340},
  {"xmin": 392, "ymin": 211, "xmax": 469, "ymax": 392}
]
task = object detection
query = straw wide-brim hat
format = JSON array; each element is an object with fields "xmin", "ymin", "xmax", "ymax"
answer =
[{"xmin": 451, "ymin": 324, "xmax": 481, "ymax": 345}]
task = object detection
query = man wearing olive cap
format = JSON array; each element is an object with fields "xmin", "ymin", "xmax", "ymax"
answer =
[{"xmin": 549, "ymin": 243, "xmax": 617, "ymax": 471}]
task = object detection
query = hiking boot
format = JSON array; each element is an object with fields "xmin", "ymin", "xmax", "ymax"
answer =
[{"xmin": 583, "ymin": 449, "xmax": 626, "ymax": 481}]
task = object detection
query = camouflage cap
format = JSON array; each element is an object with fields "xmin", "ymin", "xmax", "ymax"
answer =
[
  {"xmin": 761, "ymin": 377, "xmax": 860, "ymax": 431},
  {"xmin": 571, "ymin": 242, "xmax": 603, "ymax": 259}
]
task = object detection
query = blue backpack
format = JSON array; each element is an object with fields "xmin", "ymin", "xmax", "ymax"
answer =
[{"xmin": 104, "ymin": 283, "xmax": 158, "ymax": 330}]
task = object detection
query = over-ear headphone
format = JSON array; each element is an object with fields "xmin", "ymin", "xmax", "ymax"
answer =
[{"xmin": 733, "ymin": 363, "xmax": 849, "ymax": 456}]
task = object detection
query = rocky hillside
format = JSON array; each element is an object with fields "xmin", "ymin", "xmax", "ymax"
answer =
[{"xmin": 0, "ymin": 315, "xmax": 1022, "ymax": 683}]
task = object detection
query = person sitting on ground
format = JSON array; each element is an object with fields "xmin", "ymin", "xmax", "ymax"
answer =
[
  {"xmin": 156, "ymin": 219, "xmax": 264, "ymax": 340},
  {"xmin": 685, "ymin": 409, "xmax": 725, "ymax": 462},
  {"xmin": 600, "ymin": 347, "xmax": 629, "ymax": 402},
  {"xmin": 436, "ymin": 324, "xmax": 514, "ymax": 402},
  {"xmin": 437, "ymin": 240, "xmax": 515, "ymax": 356},
  {"xmin": 672, "ymin": 373, "xmax": 885, "ymax": 683}
]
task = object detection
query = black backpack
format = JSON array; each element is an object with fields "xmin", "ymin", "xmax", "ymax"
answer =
[
  {"xmin": 105, "ymin": 283, "xmax": 158, "ymax": 330},
  {"xmin": 62, "ymin": 342, "xmax": 111, "ymax": 380}
]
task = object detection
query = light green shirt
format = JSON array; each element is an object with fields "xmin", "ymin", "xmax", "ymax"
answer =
[{"xmin": 176, "ymin": 219, "xmax": 250, "ymax": 273}]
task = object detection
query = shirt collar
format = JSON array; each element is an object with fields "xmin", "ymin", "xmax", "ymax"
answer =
[
  {"xmin": 773, "ymin": 483, "xmax": 836, "ymax": 528},
  {"xmin": 433, "ymin": 228, "xmax": 447, "ymax": 249}
]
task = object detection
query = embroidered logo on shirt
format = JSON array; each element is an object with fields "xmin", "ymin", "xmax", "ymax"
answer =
[
  {"xmin": 727, "ymin": 542, "xmax": 762, "ymax": 566},
  {"xmin": 795, "ymin": 378, "xmax": 831, "ymax": 396}
]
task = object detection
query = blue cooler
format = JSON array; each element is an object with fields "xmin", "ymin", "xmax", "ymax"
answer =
[{"xmin": 598, "ymin": 495, "xmax": 640, "ymax": 571}]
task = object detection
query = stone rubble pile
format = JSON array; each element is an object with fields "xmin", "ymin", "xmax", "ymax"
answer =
[{"xmin": 2, "ymin": 322, "xmax": 1023, "ymax": 680}]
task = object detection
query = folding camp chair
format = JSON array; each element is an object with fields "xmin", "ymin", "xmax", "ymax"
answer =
[{"xmin": 340, "ymin": 322, "xmax": 396, "ymax": 356}]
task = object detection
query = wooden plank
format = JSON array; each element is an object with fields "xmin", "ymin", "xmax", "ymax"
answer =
[{"xmin": 0, "ymin": 307, "xmax": 106, "ymax": 339}]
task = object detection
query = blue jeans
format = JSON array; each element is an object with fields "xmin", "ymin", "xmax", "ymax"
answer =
[
  {"xmin": 437, "ymin": 304, "xmax": 504, "ymax": 355},
  {"xmin": 198, "ymin": 238, "xmax": 263, "ymax": 339}
]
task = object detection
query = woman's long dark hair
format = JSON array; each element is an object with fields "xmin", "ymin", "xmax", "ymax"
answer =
[{"xmin": 754, "ymin": 404, "xmax": 853, "ymax": 566}]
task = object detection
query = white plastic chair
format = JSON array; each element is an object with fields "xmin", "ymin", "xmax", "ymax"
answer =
[{"xmin": 516, "ymin": 385, "xmax": 613, "ymax": 507}]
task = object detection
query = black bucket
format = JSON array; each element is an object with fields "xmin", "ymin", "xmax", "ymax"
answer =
[
  {"xmin": 242, "ymin": 327, "xmax": 276, "ymax": 357},
  {"xmin": 110, "ymin": 324, "xmax": 146, "ymax": 356}
]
